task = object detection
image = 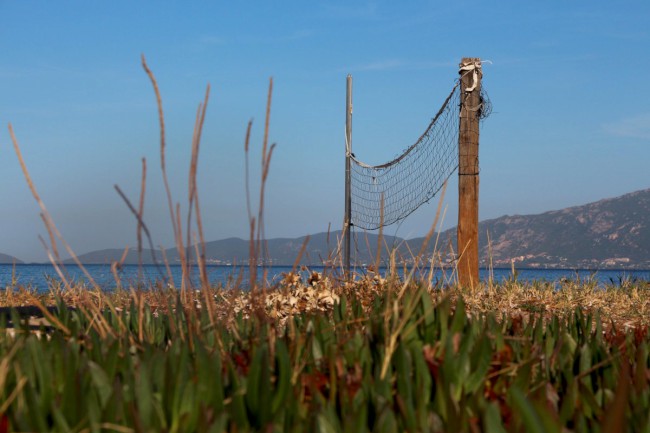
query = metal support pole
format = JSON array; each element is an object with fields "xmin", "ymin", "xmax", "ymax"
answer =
[
  {"xmin": 458, "ymin": 58, "xmax": 482, "ymax": 287},
  {"xmin": 344, "ymin": 75, "xmax": 353, "ymax": 277}
]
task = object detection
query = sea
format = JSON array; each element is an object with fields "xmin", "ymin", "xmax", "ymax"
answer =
[{"xmin": 1, "ymin": 264, "xmax": 649, "ymax": 293}]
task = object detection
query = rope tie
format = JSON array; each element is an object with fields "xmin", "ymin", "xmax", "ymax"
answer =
[{"xmin": 459, "ymin": 60, "xmax": 482, "ymax": 93}]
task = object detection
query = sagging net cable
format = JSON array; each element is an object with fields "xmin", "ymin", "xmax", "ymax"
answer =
[{"xmin": 347, "ymin": 81, "xmax": 462, "ymax": 230}]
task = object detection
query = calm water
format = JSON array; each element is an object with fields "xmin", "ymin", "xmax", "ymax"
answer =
[{"xmin": 1, "ymin": 264, "xmax": 649, "ymax": 292}]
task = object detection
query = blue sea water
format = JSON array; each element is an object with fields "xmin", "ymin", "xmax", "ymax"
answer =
[{"xmin": 1, "ymin": 263, "xmax": 649, "ymax": 293}]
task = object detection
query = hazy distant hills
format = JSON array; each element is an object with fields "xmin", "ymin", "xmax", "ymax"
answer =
[
  {"xmin": 44, "ymin": 187, "xmax": 650, "ymax": 269},
  {"xmin": 62, "ymin": 233, "xmax": 405, "ymax": 267},
  {"xmin": 468, "ymin": 188, "xmax": 650, "ymax": 269},
  {"xmin": 62, "ymin": 233, "xmax": 378, "ymax": 267},
  {"xmin": 0, "ymin": 253, "xmax": 22, "ymax": 264}
]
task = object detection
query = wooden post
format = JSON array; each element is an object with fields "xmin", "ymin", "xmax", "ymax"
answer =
[
  {"xmin": 458, "ymin": 58, "xmax": 482, "ymax": 287},
  {"xmin": 344, "ymin": 75, "xmax": 352, "ymax": 277}
]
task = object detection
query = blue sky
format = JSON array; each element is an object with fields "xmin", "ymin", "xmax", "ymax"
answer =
[{"xmin": 1, "ymin": 1, "xmax": 649, "ymax": 262}]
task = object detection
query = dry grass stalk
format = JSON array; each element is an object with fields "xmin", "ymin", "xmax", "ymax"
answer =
[
  {"xmin": 159, "ymin": 246, "xmax": 174, "ymax": 283},
  {"xmin": 174, "ymin": 203, "xmax": 189, "ymax": 297},
  {"xmin": 110, "ymin": 246, "xmax": 130, "ymax": 291},
  {"xmin": 137, "ymin": 158, "xmax": 147, "ymax": 279},
  {"xmin": 9, "ymin": 123, "xmax": 101, "ymax": 291},
  {"xmin": 185, "ymin": 84, "xmax": 210, "ymax": 274},
  {"xmin": 244, "ymin": 121, "xmax": 254, "ymax": 222},
  {"xmin": 257, "ymin": 78, "xmax": 276, "ymax": 260},
  {"xmin": 427, "ymin": 205, "xmax": 448, "ymax": 289},
  {"xmin": 23, "ymin": 293, "xmax": 70, "ymax": 336},
  {"xmin": 380, "ymin": 180, "xmax": 447, "ymax": 379},
  {"xmin": 335, "ymin": 225, "xmax": 347, "ymax": 276},
  {"xmin": 0, "ymin": 341, "xmax": 24, "ymax": 405},
  {"xmin": 141, "ymin": 55, "xmax": 178, "ymax": 245},
  {"xmin": 37, "ymin": 234, "xmax": 72, "ymax": 291},
  {"xmin": 141, "ymin": 55, "xmax": 192, "ymax": 298},
  {"xmin": 194, "ymin": 196, "xmax": 209, "ymax": 287},
  {"xmin": 0, "ymin": 377, "xmax": 27, "ymax": 416},
  {"xmin": 245, "ymin": 78, "xmax": 276, "ymax": 319},
  {"xmin": 113, "ymin": 185, "xmax": 165, "ymax": 281},
  {"xmin": 180, "ymin": 85, "xmax": 211, "ymax": 314}
]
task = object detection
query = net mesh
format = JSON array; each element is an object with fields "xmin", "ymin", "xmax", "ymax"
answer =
[{"xmin": 349, "ymin": 84, "xmax": 461, "ymax": 230}]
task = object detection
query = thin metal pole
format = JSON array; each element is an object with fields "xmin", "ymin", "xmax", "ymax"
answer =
[{"xmin": 344, "ymin": 75, "xmax": 353, "ymax": 277}]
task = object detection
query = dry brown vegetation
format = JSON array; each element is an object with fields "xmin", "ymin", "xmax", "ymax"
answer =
[{"xmin": 2, "ymin": 272, "xmax": 650, "ymax": 332}]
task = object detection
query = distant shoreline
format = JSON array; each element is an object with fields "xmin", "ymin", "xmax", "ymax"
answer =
[{"xmin": 2, "ymin": 262, "xmax": 650, "ymax": 273}]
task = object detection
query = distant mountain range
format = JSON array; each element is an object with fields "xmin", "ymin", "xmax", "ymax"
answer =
[
  {"xmin": 471, "ymin": 188, "xmax": 650, "ymax": 269},
  {"xmin": 2, "ymin": 188, "xmax": 649, "ymax": 269},
  {"xmin": 0, "ymin": 253, "xmax": 22, "ymax": 264},
  {"xmin": 60, "ymin": 233, "xmax": 353, "ymax": 267}
]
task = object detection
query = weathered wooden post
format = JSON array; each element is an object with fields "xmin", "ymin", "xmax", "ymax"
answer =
[
  {"xmin": 458, "ymin": 58, "xmax": 482, "ymax": 287},
  {"xmin": 344, "ymin": 74, "xmax": 353, "ymax": 277}
]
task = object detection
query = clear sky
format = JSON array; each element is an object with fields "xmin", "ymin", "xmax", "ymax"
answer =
[{"xmin": 2, "ymin": 1, "xmax": 649, "ymax": 263}]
